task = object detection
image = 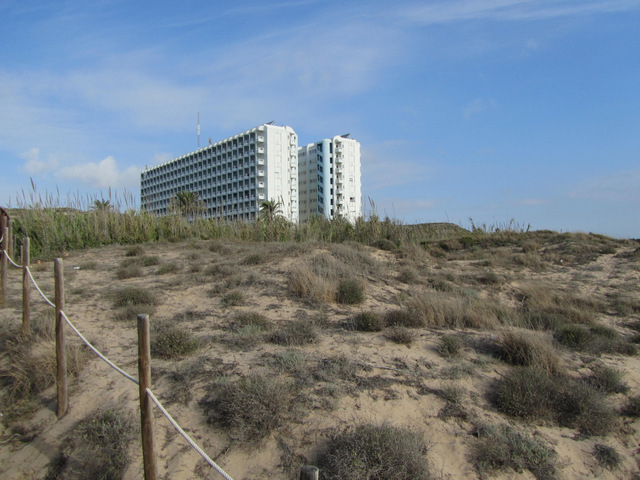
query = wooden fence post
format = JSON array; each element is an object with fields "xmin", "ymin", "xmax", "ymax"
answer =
[
  {"xmin": 6, "ymin": 217, "xmax": 11, "ymax": 262},
  {"xmin": 22, "ymin": 238, "xmax": 31, "ymax": 336},
  {"xmin": 300, "ymin": 466, "xmax": 319, "ymax": 480},
  {"xmin": 138, "ymin": 314, "xmax": 158, "ymax": 480},
  {"xmin": 55, "ymin": 258, "xmax": 68, "ymax": 418},
  {"xmin": 1, "ymin": 225, "xmax": 7, "ymax": 307}
]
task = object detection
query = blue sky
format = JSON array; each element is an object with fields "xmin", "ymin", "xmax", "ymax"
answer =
[{"xmin": 1, "ymin": 0, "xmax": 639, "ymax": 238}]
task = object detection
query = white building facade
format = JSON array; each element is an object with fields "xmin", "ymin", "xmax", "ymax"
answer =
[
  {"xmin": 141, "ymin": 124, "xmax": 299, "ymax": 222},
  {"xmin": 298, "ymin": 135, "xmax": 361, "ymax": 224}
]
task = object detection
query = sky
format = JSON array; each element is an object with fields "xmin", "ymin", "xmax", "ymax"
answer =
[{"xmin": 1, "ymin": 0, "xmax": 639, "ymax": 238}]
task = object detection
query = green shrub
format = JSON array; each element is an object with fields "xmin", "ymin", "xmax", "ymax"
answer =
[
  {"xmin": 584, "ymin": 365, "xmax": 628, "ymax": 394},
  {"xmin": 151, "ymin": 323, "xmax": 199, "ymax": 359},
  {"xmin": 318, "ymin": 424, "xmax": 431, "ymax": 480},
  {"xmin": 397, "ymin": 267, "xmax": 419, "ymax": 284},
  {"xmin": 201, "ymin": 374, "xmax": 295, "ymax": 443},
  {"xmin": 438, "ymin": 334, "xmax": 463, "ymax": 358},
  {"xmin": 142, "ymin": 255, "xmax": 160, "ymax": 266},
  {"xmin": 493, "ymin": 366, "xmax": 617, "ymax": 436},
  {"xmin": 384, "ymin": 327, "xmax": 416, "ymax": 345},
  {"xmin": 349, "ymin": 312, "xmax": 385, "ymax": 332},
  {"xmin": 111, "ymin": 287, "xmax": 157, "ymax": 309},
  {"xmin": 269, "ymin": 319, "xmax": 317, "ymax": 346},
  {"xmin": 336, "ymin": 278, "xmax": 365, "ymax": 304},
  {"xmin": 622, "ymin": 396, "xmax": 640, "ymax": 417},
  {"xmin": 385, "ymin": 309, "xmax": 425, "ymax": 328},
  {"xmin": 472, "ymin": 423, "xmax": 558, "ymax": 480},
  {"xmin": 115, "ymin": 264, "xmax": 143, "ymax": 279},
  {"xmin": 221, "ymin": 291, "xmax": 244, "ymax": 307},
  {"xmin": 125, "ymin": 245, "xmax": 145, "ymax": 257},
  {"xmin": 593, "ymin": 444, "xmax": 621, "ymax": 470},
  {"xmin": 241, "ymin": 253, "xmax": 264, "ymax": 265},
  {"xmin": 554, "ymin": 324, "xmax": 591, "ymax": 350},
  {"xmin": 50, "ymin": 408, "xmax": 137, "ymax": 479},
  {"xmin": 496, "ymin": 331, "xmax": 559, "ymax": 374},
  {"xmin": 156, "ymin": 262, "xmax": 180, "ymax": 275}
]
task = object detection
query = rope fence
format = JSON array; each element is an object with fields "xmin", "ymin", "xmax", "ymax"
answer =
[{"xmin": 0, "ymin": 235, "xmax": 255, "ymax": 480}]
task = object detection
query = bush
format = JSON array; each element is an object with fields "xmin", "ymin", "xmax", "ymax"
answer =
[
  {"xmin": 336, "ymin": 278, "xmax": 365, "ymax": 304},
  {"xmin": 142, "ymin": 255, "xmax": 160, "ymax": 266},
  {"xmin": 493, "ymin": 366, "xmax": 617, "ymax": 436},
  {"xmin": 50, "ymin": 408, "xmax": 137, "ymax": 480},
  {"xmin": 318, "ymin": 424, "xmax": 431, "ymax": 480},
  {"xmin": 472, "ymin": 423, "xmax": 558, "ymax": 480},
  {"xmin": 397, "ymin": 267, "xmax": 418, "ymax": 284},
  {"xmin": 438, "ymin": 334, "xmax": 463, "ymax": 358},
  {"xmin": 269, "ymin": 319, "xmax": 317, "ymax": 346},
  {"xmin": 111, "ymin": 287, "xmax": 157, "ymax": 309},
  {"xmin": 385, "ymin": 309, "xmax": 425, "ymax": 328},
  {"xmin": 622, "ymin": 396, "xmax": 640, "ymax": 417},
  {"xmin": 384, "ymin": 327, "xmax": 416, "ymax": 345},
  {"xmin": 201, "ymin": 374, "xmax": 295, "ymax": 443},
  {"xmin": 554, "ymin": 324, "xmax": 591, "ymax": 350},
  {"xmin": 584, "ymin": 365, "xmax": 628, "ymax": 394},
  {"xmin": 156, "ymin": 262, "xmax": 180, "ymax": 275},
  {"xmin": 349, "ymin": 312, "xmax": 385, "ymax": 332},
  {"xmin": 496, "ymin": 331, "xmax": 559, "ymax": 373},
  {"xmin": 593, "ymin": 444, "xmax": 621, "ymax": 470},
  {"xmin": 151, "ymin": 323, "xmax": 199, "ymax": 359},
  {"xmin": 125, "ymin": 245, "xmax": 145, "ymax": 257},
  {"xmin": 221, "ymin": 291, "xmax": 244, "ymax": 307},
  {"xmin": 115, "ymin": 264, "xmax": 143, "ymax": 279},
  {"xmin": 241, "ymin": 253, "xmax": 264, "ymax": 265}
]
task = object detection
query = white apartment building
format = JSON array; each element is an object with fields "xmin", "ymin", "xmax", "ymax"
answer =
[
  {"xmin": 140, "ymin": 123, "xmax": 299, "ymax": 222},
  {"xmin": 298, "ymin": 135, "xmax": 361, "ymax": 224}
]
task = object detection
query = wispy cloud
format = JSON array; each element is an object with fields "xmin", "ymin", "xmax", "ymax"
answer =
[
  {"xmin": 463, "ymin": 98, "xmax": 497, "ymax": 119},
  {"xmin": 57, "ymin": 156, "xmax": 140, "ymax": 188},
  {"xmin": 399, "ymin": 0, "xmax": 640, "ymax": 25},
  {"xmin": 21, "ymin": 147, "xmax": 58, "ymax": 174},
  {"xmin": 569, "ymin": 169, "xmax": 640, "ymax": 202}
]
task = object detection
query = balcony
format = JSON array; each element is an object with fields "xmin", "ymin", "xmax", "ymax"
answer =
[
  {"xmin": 258, "ymin": 182, "xmax": 265, "ymax": 188},
  {"xmin": 257, "ymin": 135, "xmax": 264, "ymax": 142},
  {"xmin": 257, "ymin": 170, "xmax": 265, "ymax": 177},
  {"xmin": 258, "ymin": 193, "xmax": 265, "ymax": 200},
  {"xmin": 257, "ymin": 158, "xmax": 264, "ymax": 166},
  {"xmin": 257, "ymin": 147, "xmax": 265, "ymax": 154}
]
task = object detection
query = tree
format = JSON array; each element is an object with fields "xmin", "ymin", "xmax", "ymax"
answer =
[
  {"xmin": 169, "ymin": 191, "xmax": 205, "ymax": 220},
  {"xmin": 91, "ymin": 199, "xmax": 112, "ymax": 212},
  {"xmin": 259, "ymin": 198, "xmax": 283, "ymax": 222}
]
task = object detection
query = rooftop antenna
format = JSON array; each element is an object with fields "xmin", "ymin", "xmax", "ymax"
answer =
[{"xmin": 197, "ymin": 112, "xmax": 201, "ymax": 148}]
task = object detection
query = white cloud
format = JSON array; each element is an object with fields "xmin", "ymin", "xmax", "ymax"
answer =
[
  {"xmin": 399, "ymin": 0, "xmax": 640, "ymax": 25},
  {"xmin": 569, "ymin": 169, "xmax": 640, "ymax": 202},
  {"xmin": 57, "ymin": 156, "xmax": 140, "ymax": 188},
  {"xmin": 463, "ymin": 98, "xmax": 497, "ymax": 119},
  {"xmin": 21, "ymin": 147, "xmax": 58, "ymax": 174}
]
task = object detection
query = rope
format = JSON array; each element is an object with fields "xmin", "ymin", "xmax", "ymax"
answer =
[
  {"xmin": 4, "ymin": 251, "xmax": 23, "ymax": 269},
  {"xmin": 61, "ymin": 311, "xmax": 139, "ymax": 385},
  {"xmin": 25, "ymin": 266, "xmax": 55, "ymax": 307},
  {"xmin": 146, "ymin": 388, "xmax": 234, "ymax": 480}
]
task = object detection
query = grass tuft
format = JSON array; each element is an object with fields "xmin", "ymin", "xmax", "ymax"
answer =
[
  {"xmin": 473, "ymin": 423, "xmax": 558, "ymax": 480},
  {"xmin": 593, "ymin": 444, "xmax": 622, "ymax": 471},
  {"xmin": 318, "ymin": 424, "xmax": 431, "ymax": 480},
  {"xmin": 349, "ymin": 312, "xmax": 385, "ymax": 332},
  {"xmin": 151, "ymin": 322, "xmax": 200, "ymax": 359},
  {"xmin": 201, "ymin": 374, "xmax": 296, "ymax": 444}
]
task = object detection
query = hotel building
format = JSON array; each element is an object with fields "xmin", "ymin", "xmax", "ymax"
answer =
[
  {"xmin": 298, "ymin": 135, "xmax": 361, "ymax": 224},
  {"xmin": 140, "ymin": 123, "xmax": 299, "ymax": 222}
]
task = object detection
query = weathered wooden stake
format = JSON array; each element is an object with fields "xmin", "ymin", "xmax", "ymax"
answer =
[
  {"xmin": 22, "ymin": 238, "xmax": 31, "ymax": 336},
  {"xmin": 6, "ymin": 217, "xmax": 11, "ymax": 262},
  {"xmin": 0, "ymin": 225, "xmax": 7, "ymax": 307},
  {"xmin": 300, "ymin": 466, "xmax": 319, "ymax": 480},
  {"xmin": 54, "ymin": 258, "xmax": 68, "ymax": 418},
  {"xmin": 138, "ymin": 314, "xmax": 158, "ymax": 480}
]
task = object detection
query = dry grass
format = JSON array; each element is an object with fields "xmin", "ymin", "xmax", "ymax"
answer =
[
  {"xmin": 495, "ymin": 330, "xmax": 560, "ymax": 373},
  {"xmin": 318, "ymin": 424, "xmax": 431, "ymax": 480}
]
